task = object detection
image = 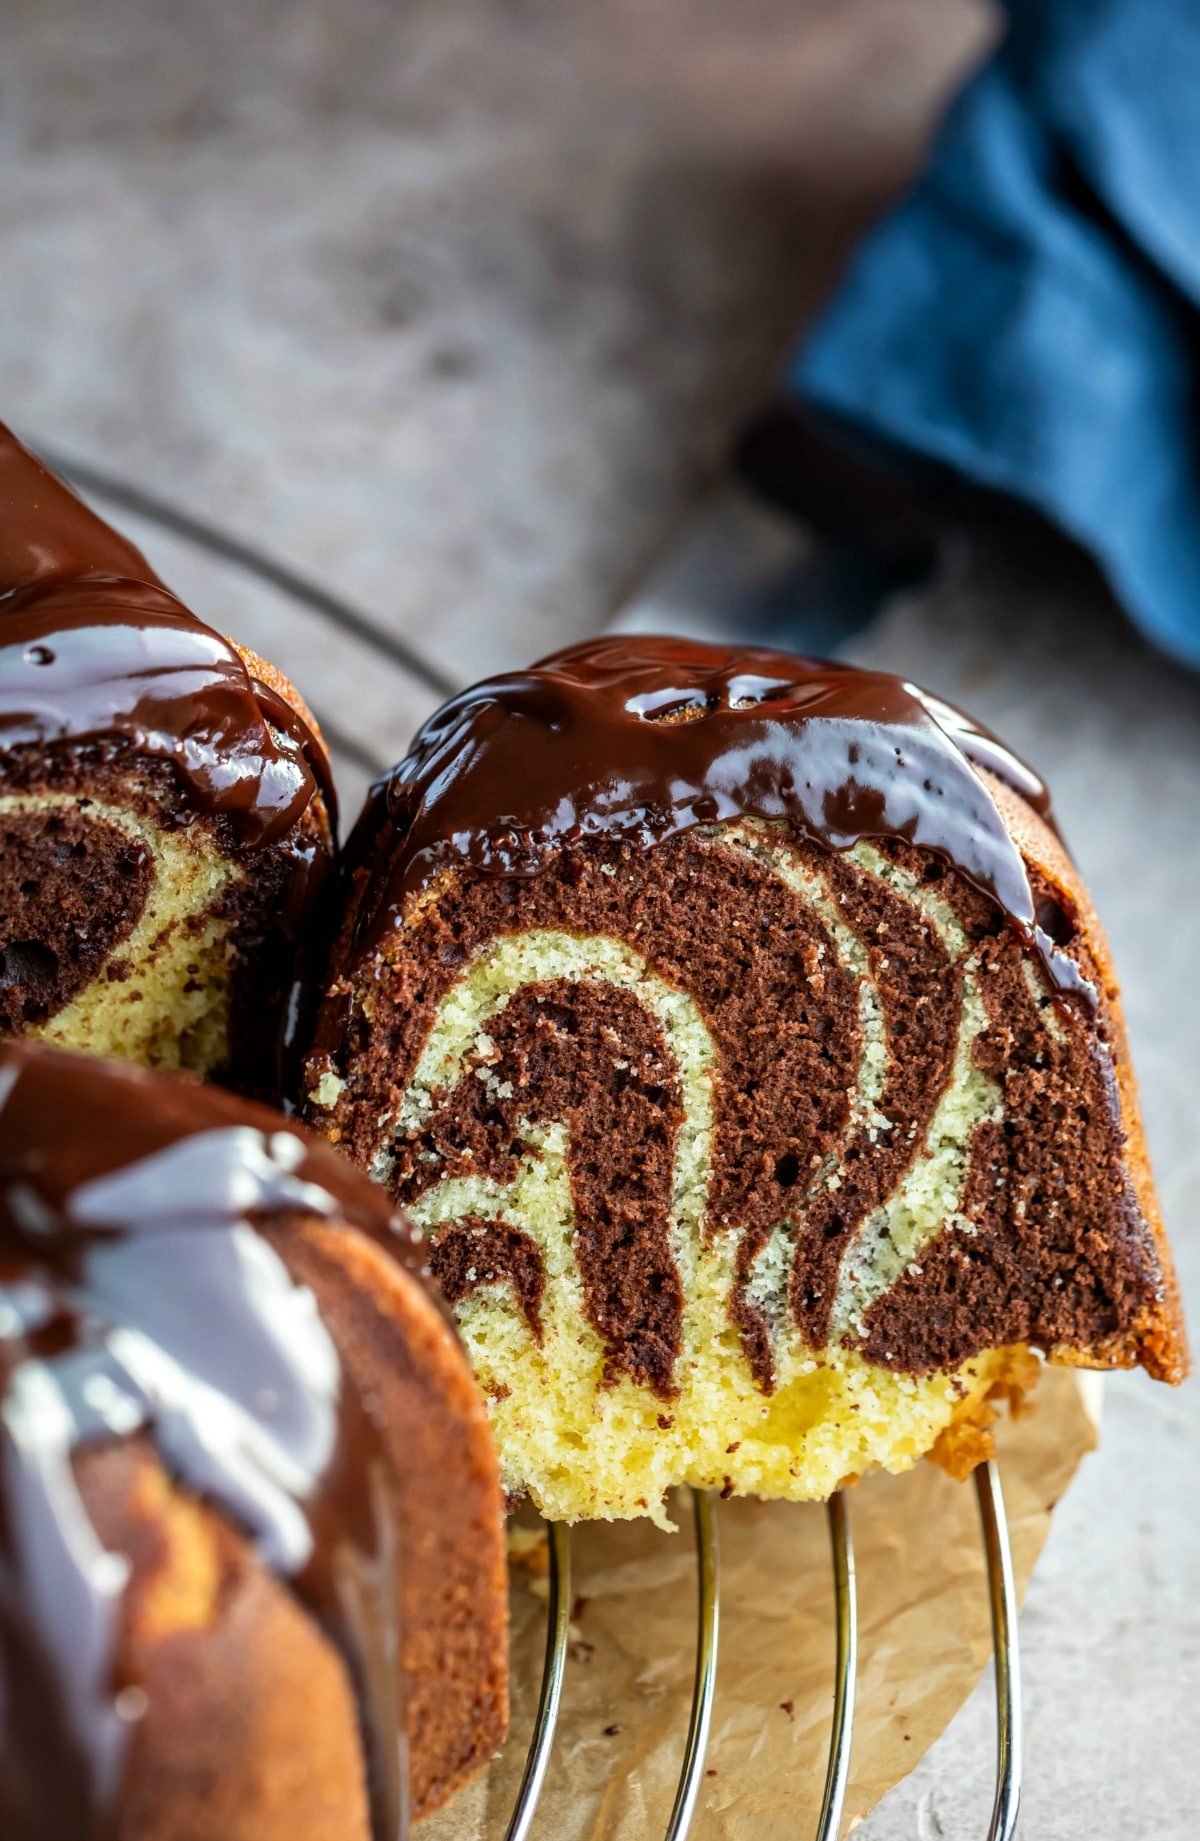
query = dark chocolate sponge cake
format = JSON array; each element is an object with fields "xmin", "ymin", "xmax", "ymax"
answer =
[
  {"xmin": 0, "ymin": 1041, "xmax": 508, "ymax": 1836},
  {"xmin": 304, "ymin": 637, "xmax": 1186, "ymax": 1525},
  {"xmin": 0, "ymin": 424, "xmax": 333, "ymax": 1093}
]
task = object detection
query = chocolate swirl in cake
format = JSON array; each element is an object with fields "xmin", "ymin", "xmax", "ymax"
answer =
[
  {"xmin": 0, "ymin": 426, "xmax": 333, "ymax": 849},
  {"xmin": 351, "ymin": 829, "xmax": 1157, "ymax": 1392},
  {"xmin": 0, "ymin": 1044, "xmax": 426, "ymax": 1841},
  {"xmin": 333, "ymin": 636, "xmax": 1086, "ymax": 1010}
]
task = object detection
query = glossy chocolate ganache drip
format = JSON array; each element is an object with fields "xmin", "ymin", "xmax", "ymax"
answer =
[
  {"xmin": 0, "ymin": 1044, "xmax": 426, "ymax": 1841},
  {"xmin": 0, "ymin": 424, "xmax": 333, "ymax": 848},
  {"xmin": 337, "ymin": 635, "xmax": 1088, "ymax": 1012}
]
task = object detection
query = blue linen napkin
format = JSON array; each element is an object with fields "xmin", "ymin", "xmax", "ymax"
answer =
[{"xmin": 791, "ymin": 0, "xmax": 1200, "ymax": 670}]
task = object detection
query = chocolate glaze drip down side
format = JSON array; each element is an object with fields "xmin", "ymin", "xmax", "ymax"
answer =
[
  {"xmin": 339, "ymin": 635, "xmax": 1090, "ymax": 1013},
  {"xmin": 0, "ymin": 424, "xmax": 333, "ymax": 850},
  {"xmin": 0, "ymin": 1043, "xmax": 428, "ymax": 1841}
]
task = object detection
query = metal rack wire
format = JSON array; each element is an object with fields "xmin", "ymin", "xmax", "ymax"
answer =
[
  {"xmin": 56, "ymin": 454, "xmax": 1024, "ymax": 1841},
  {"xmin": 503, "ymin": 1463, "xmax": 1020, "ymax": 1841}
]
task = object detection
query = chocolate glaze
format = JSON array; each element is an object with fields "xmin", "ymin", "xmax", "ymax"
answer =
[
  {"xmin": 337, "ymin": 636, "xmax": 1089, "ymax": 1012},
  {"xmin": 0, "ymin": 1042, "xmax": 427, "ymax": 1841},
  {"xmin": 0, "ymin": 425, "xmax": 334, "ymax": 852}
]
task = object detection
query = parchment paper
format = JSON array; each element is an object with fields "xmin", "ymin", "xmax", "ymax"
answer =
[{"xmin": 426, "ymin": 1369, "xmax": 1100, "ymax": 1839}]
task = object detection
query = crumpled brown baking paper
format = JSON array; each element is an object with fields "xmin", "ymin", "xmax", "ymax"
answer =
[{"xmin": 424, "ymin": 1369, "xmax": 1100, "ymax": 1839}]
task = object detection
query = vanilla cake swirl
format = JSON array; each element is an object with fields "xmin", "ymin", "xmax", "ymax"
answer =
[
  {"xmin": 0, "ymin": 424, "xmax": 333, "ymax": 1094},
  {"xmin": 305, "ymin": 639, "xmax": 1186, "ymax": 1524}
]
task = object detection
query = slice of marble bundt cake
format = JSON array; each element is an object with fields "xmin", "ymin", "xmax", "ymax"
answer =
[
  {"xmin": 0, "ymin": 1041, "xmax": 508, "ymax": 1838},
  {"xmin": 304, "ymin": 637, "xmax": 1186, "ymax": 1525},
  {"xmin": 0, "ymin": 424, "xmax": 333, "ymax": 1094}
]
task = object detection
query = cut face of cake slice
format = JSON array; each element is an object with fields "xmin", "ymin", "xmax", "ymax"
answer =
[
  {"xmin": 304, "ymin": 637, "xmax": 1186, "ymax": 1525},
  {"xmin": 0, "ymin": 424, "xmax": 333, "ymax": 1096}
]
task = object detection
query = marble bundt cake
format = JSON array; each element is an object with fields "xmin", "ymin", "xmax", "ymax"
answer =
[
  {"xmin": 0, "ymin": 424, "xmax": 333, "ymax": 1093},
  {"xmin": 304, "ymin": 637, "xmax": 1186, "ymax": 1525},
  {"xmin": 0, "ymin": 1041, "xmax": 508, "ymax": 1837}
]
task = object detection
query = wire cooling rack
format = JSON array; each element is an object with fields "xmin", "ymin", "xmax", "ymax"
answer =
[
  {"xmin": 504, "ymin": 1466, "xmax": 1019, "ymax": 1841},
  {"xmin": 48, "ymin": 449, "xmax": 1023, "ymax": 1841}
]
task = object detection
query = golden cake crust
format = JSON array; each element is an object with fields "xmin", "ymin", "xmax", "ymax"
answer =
[{"xmin": 982, "ymin": 770, "xmax": 1186, "ymax": 1383}]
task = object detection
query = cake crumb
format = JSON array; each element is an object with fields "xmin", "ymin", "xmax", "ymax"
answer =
[{"xmin": 308, "ymin": 1070, "xmax": 345, "ymax": 1108}]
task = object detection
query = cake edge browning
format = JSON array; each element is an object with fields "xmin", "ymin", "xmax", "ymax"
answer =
[
  {"xmin": 68, "ymin": 1192, "xmax": 511, "ymax": 1841},
  {"xmin": 230, "ymin": 638, "xmax": 333, "ymax": 841},
  {"xmin": 75, "ymin": 1439, "xmax": 375, "ymax": 1841},
  {"xmin": 277, "ymin": 1219, "xmax": 510, "ymax": 1822},
  {"xmin": 86, "ymin": 1227, "xmax": 509, "ymax": 1835},
  {"xmin": 978, "ymin": 769, "xmax": 1187, "ymax": 1385}
]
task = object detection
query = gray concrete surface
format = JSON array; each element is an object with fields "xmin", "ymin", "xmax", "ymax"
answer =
[
  {"xmin": 3, "ymin": 3, "xmax": 1196, "ymax": 1834},
  {"xmin": 1, "ymin": 0, "xmax": 986, "ymax": 696},
  {"xmin": 851, "ymin": 537, "xmax": 1200, "ymax": 1838}
]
